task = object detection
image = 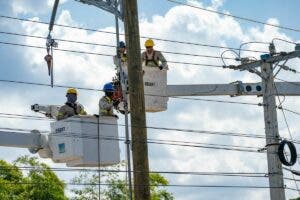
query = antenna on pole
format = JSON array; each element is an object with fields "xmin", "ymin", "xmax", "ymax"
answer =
[{"xmin": 45, "ymin": 0, "xmax": 59, "ymax": 88}]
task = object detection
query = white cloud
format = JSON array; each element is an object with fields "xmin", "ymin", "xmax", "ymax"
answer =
[
  {"xmin": 10, "ymin": 0, "xmax": 68, "ymax": 15},
  {"xmin": 21, "ymin": 10, "xmax": 116, "ymax": 89},
  {"xmin": 211, "ymin": 0, "xmax": 225, "ymax": 10}
]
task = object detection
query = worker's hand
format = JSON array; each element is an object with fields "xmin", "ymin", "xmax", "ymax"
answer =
[
  {"xmin": 159, "ymin": 65, "xmax": 163, "ymax": 70},
  {"xmin": 113, "ymin": 100, "xmax": 120, "ymax": 107},
  {"xmin": 114, "ymin": 114, "xmax": 119, "ymax": 119}
]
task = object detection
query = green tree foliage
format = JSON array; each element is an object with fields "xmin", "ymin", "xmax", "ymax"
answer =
[
  {"xmin": 0, "ymin": 156, "xmax": 68, "ymax": 200},
  {"xmin": 71, "ymin": 163, "xmax": 174, "ymax": 200}
]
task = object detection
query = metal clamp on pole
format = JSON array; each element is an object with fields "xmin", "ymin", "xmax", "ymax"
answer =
[{"xmin": 230, "ymin": 81, "xmax": 244, "ymax": 97}]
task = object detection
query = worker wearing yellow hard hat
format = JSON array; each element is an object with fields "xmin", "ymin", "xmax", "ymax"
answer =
[
  {"xmin": 142, "ymin": 39, "xmax": 168, "ymax": 70},
  {"xmin": 66, "ymin": 88, "xmax": 77, "ymax": 95},
  {"xmin": 57, "ymin": 88, "xmax": 87, "ymax": 120}
]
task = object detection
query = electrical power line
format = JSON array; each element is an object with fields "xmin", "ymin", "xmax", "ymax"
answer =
[
  {"xmin": 1, "ymin": 181, "xmax": 290, "ymax": 190},
  {"xmin": 0, "ymin": 79, "xmax": 263, "ymax": 106},
  {"xmin": 274, "ymin": 85, "xmax": 300, "ymax": 194},
  {"xmin": 0, "ymin": 40, "xmax": 225, "ymax": 68},
  {"xmin": 166, "ymin": 0, "xmax": 300, "ymax": 33},
  {"xmin": 1, "ymin": 4, "xmax": 300, "ymax": 197},
  {"xmin": 0, "ymin": 30, "xmax": 237, "ymax": 60},
  {"xmin": 0, "ymin": 112, "xmax": 270, "ymax": 139},
  {"xmin": 281, "ymin": 107, "xmax": 300, "ymax": 117},
  {"xmin": 4, "ymin": 111, "xmax": 300, "ymax": 156},
  {"xmin": 0, "ymin": 165, "xmax": 270, "ymax": 178},
  {"xmin": 0, "ymin": 15, "xmax": 269, "ymax": 54},
  {"xmin": 0, "ymin": 125, "xmax": 265, "ymax": 153}
]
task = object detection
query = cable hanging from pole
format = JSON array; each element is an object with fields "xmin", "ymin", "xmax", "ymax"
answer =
[{"xmin": 274, "ymin": 85, "xmax": 300, "ymax": 195}]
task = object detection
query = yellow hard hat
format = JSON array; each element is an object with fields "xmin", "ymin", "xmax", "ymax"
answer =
[
  {"xmin": 145, "ymin": 39, "xmax": 154, "ymax": 47},
  {"xmin": 66, "ymin": 88, "xmax": 77, "ymax": 95}
]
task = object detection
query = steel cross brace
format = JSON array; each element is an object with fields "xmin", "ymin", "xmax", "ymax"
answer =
[
  {"xmin": 76, "ymin": 0, "xmax": 124, "ymax": 20},
  {"xmin": 227, "ymin": 51, "xmax": 300, "ymax": 72},
  {"xmin": 166, "ymin": 81, "xmax": 300, "ymax": 97}
]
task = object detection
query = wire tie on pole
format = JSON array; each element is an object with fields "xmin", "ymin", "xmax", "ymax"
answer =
[
  {"xmin": 265, "ymin": 143, "xmax": 280, "ymax": 147},
  {"xmin": 257, "ymin": 147, "xmax": 267, "ymax": 152},
  {"xmin": 125, "ymin": 140, "xmax": 131, "ymax": 145}
]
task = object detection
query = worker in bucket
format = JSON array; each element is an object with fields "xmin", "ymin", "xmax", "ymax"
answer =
[
  {"xmin": 113, "ymin": 41, "xmax": 127, "ymax": 65},
  {"xmin": 57, "ymin": 88, "xmax": 87, "ymax": 120},
  {"xmin": 99, "ymin": 82, "xmax": 119, "ymax": 117},
  {"xmin": 118, "ymin": 41, "xmax": 127, "ymax": 64},
  {"xmin": 142, "ymin": 39, "xmax": 168, "ymax": 70},
  {"xmin": 114, "ymin": 41, "xmax": 128, "ymax": 78}
]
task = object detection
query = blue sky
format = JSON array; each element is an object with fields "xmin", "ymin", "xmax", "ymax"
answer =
[{"xmin": 1, "ymin": 0, "xmax": 300, "ymax": 199}]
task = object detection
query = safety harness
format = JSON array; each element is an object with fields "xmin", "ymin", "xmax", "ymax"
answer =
[
  {"xmin": 100, "ymin": 96, "xmax": 113, "ymax": 116},
  {"xmin": 66, "ymin": 102, "xmax": 79, "ymax": 115},
  {"xmin": 145, "ymin": 51, "xmax": 159, "ymax": 67},
  {"xmin": 121, "ymin": 53, "xmax": 127, "ymax": 63}
]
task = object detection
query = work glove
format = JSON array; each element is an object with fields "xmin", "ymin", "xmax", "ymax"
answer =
[
  {"xmin": 113, "ymin": 100, "xmax": 120, "ymax": 107},
  {"xmin": 159, "ymin": 65, "xmax": 163, "ymax": 70}
]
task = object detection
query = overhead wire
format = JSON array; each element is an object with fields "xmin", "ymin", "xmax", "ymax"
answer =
[
  {"xmin": 4, "ymin": 113, "xmax": 300, "ymax": 149},
  {"xmin": 221, "ymin": 49, "xmax": 239, "ymax": 67},
  {"xmin": 0, "ymin": 30, "xmax": 237, "ymax": 60},
  {"xmin": 3, "ymin": 115, "xmax": 300, "ymax": 158},
  {"xmin": 0, "ymin": 40, "xmax": 225, "ymax": 69},
  {"xmin": 274, "ymin": 84, "xmax": 300, "ymax": 194},
  {"xmin": 0, "ymin": 125, "xmax": 265, "ymax": 153},
  {"xmin": 0, "ymin": 165, "xmax": 270, "ymax": 178},
  {"xmin": 0, "ymin": 0, "xmax": 299, "ymax": 196},
  {"xmin": 0, "ymin": 112, "xmax": 270, "ymax": 140},
  {"xmin": 238, "ymin": 42, "xmax": 270, "ymax": 59},
  {"xmin": 272, "ymin": 38, "xmax": 297, "ymax": 45},
  {"xmin": 166, "ymin": 0, "xmax": 300, "ymax": 33},
  {"xmin": 0, "ymin": 181, "xmax": 290, "ymax": 190},
  {"xmin": 0, "ymin": 15, "xmax": 269, "ymax": 54},
  {"xmin": 0, "ymin": 79, "xmax": 263, "ymax": 106}
]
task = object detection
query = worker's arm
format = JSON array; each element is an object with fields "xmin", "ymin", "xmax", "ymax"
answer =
[
  {"xmin": 57, "ymin": 107, "xmax": 66, "ymax": 120},
  {"xmin": 78, "ymin": 104, "xmax": 87, "ymax": 115},
  {"xmin": 157, "ymin": 51, "xmax": 168, "ymax": 70},
  {"xmin": 141, "ymin": 52, "xmax": 146, "ymax": 66}
]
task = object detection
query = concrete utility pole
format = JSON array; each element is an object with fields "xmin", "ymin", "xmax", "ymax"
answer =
[
  {"xmin": 261, "ymin": 62, "xmax": 285, "ymax": 200},
  {"xmin": 123, "ymin": 0, "xmax": 151, "ymax": 200},
  {"xmin": 225, "ymin": 47, "xmax": 300, "ymax": 200}
]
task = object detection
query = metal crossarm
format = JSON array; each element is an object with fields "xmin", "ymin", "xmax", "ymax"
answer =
[
  {"xmin": 76, "ymin": 0, "xmax": 124, "ymax": 20},
  {"xmin": 230, "ymin": 51, "xmax": 300, "ymax": 72}
]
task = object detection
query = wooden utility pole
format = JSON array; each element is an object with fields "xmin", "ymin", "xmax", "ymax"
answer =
[
  {"xmin": 261, "ymin": 62, "xmax": 286, "ymax": 200},
  {"xmin": 123, "ymin": 0, "xmax": 151, "ymax": 200}
]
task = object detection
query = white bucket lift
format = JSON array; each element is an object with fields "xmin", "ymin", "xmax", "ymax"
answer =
[
  {"xmin": 117, "ymin": 66, "xmax": 168, "ymax": 112},
  {"xmin": 49, "ymin": 115, "xmax": 120, "ymax": 167},
  {"xmin": 143, "ymin": 67, "xmax": 168, "ymax": 112}
]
